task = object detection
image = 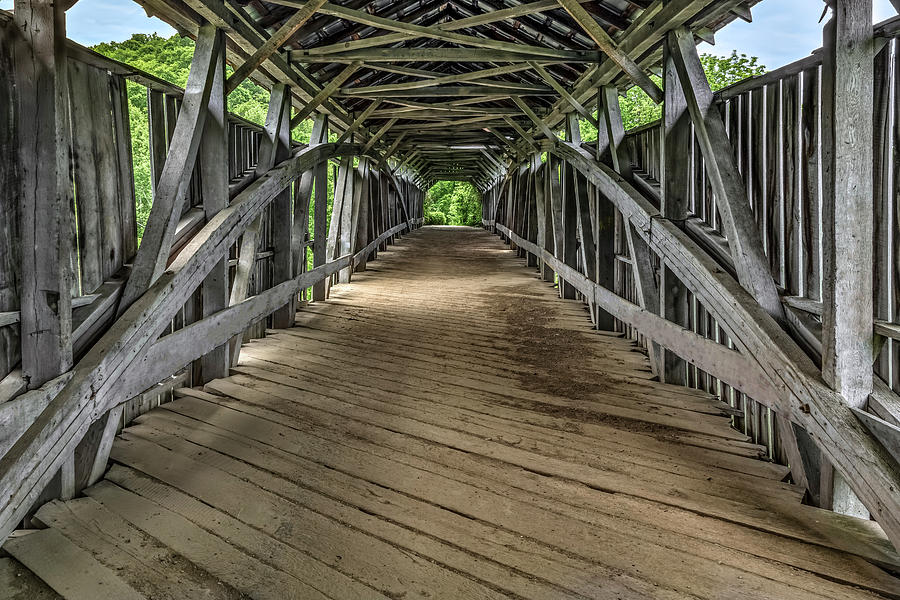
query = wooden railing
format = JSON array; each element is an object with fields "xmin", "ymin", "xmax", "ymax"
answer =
[
  {"xmin": 0, "ymin": 13, "xmax": 424, "ymax": 539},
  {"xmin": 484, "ymin": 17, "xmax": 900, "ymax": 550},
  {"xmin": 616, "ymin": 17, "xmax": 900, "ymax": 470}
]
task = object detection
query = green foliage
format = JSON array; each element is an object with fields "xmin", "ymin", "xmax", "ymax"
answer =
[
  {"xmin": 92, "ymin": 33, "xmax": 314, "ymax": 240},
  {"xmin": 580, "ymin": 51, "xmax": 766, "ymax": 141},
  {"xmin": 424, "ymin": 181, "xmax": 481, "ymax": 226}
]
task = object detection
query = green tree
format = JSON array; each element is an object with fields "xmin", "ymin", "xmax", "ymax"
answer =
[
  {"xmin": 424, "ymin": 181, "xmax": 482, "ymax": 226},
  {"xmin": 93, "ymin": 33, "xmax": 315, "ymax": 239},
  {"xmin": 580, "ymin": 51, "xmax": 766, "ymax": 141}
]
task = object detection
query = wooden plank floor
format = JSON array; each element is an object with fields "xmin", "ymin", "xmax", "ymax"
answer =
[{"xmin": 6, "ymin": 226, "xmax": 900, "ymax": 599}]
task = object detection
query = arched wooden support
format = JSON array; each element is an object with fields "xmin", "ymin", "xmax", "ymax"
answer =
[{"xmin": 490, "ymin": 139, "xmax": 900, "ymax": 550}]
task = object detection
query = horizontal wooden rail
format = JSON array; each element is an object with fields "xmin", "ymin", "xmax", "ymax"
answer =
[
  {"xmin": 118, "ymin": 220, "xmax": 412, "ymax": 400},
  {"xmin": 0, "ymin": 141, "xmax": 389, "ymax": 542},
  {"xmin": 494, "ymin": 223, "xmax": 779, "ymax": 407},
  {"xmin": 550, "ymin": 140, "xmax": 900, "ymax": 551}
]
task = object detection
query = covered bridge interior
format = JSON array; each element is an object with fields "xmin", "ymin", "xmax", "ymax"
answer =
[{"xmin": 1, "ymin": 0, "xmax": 900, "ymax": 598}]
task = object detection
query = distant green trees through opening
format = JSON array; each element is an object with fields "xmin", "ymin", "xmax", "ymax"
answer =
[{"xmin": 424, "ymin": 181, "xmax": 482, "ymax": 226}]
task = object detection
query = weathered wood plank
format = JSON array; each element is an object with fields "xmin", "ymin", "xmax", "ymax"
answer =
[
  {"xmin": 668, "ymin": 27, "xmax": 785, "ymax": 325},
  {"xmin": 198, "ymin": 30, "xmax": 229, "ymax": 382},
  {"xmin": 4, "ymin": 528, "xmax": 144, "ymax": 599},
  {"xmin": 553, "ymin": 139, "xmax": 900, "ymax": 550},
  {"xmin": 0, "ymin": 141, "xmax": 359, "ymax": 542},
  {"xmin": 117, "ymin": 24, "xmax": 221, "ymax": 315},
  {"xmin": 14, "ymin": 0, "xmax": 74, "ymax": 388},
  {"xmin": 820, "ymin": 2, "xmax": 875, "ymax": 410}
]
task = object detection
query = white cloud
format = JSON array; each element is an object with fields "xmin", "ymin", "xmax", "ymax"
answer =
[{"xmin": 1, "ymin": 0, "xmax": 176, "ymax": 46}]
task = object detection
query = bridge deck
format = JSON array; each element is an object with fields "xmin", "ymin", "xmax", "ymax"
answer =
[{"xmin": 5, "ymin": 227, "xmax": 898, "ymax": 600}]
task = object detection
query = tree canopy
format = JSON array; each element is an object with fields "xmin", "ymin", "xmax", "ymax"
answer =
[
  {"xmin": 424, "ymin": 181, "xmax": 482, "ymax": 226},
  {"xmin": 580, "ymin": 51, "xmax": 766, "ymax": 140}
]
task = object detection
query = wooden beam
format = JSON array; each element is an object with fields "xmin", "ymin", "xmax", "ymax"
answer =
[
  {"xmin": 290, "ymin": 48, "xmax": 599, "ymax": 63},
  {"xmin": 228, "ymin": 83, "xmax": 292, "ymax": 360},
  {"xmin": 553, "ymin": 140, "xmax": 900, "ymax": 551},
  {"xmin": 198, "ymin": 29, "xmax": 229, "ymax": 382},
  {"xmin": 659, "ymin": 31, "xmax": 690, "ymax": 386},
  {"xmin": 346, "ymin": 64, "xmax": 535, "ymax": 95},
  {"xmin": 224, "ymin": 0, "xmax": 326, "ymax": 94},
  {"xmin": 511, "ymin": 98, "xmax": 559, "ymax": 143},
  {"xmin": 181, "ymin": 0, "xmax": 354, "ymax": 130},
  {"xmin": 337, "ymin": 85, "xmax": 554, "ymax": 98},
  {"xmin": 819, "ymin": 0, "xmax": 876, "ymax": 519},
  {"xmin": 362, "ymin": 118, "xmax": 397, "ymax": 154},
  {"xmin": 117, "ymin": 24, "xmax": 221, "ymax": 316},
  {"xmin": 667, "ymin": 27, "xmax": 785, "ymax": 324},
  {"xmin": 0, "ymin": 141, "xmax": 360, "ymax": 543},
  {"xmin": 282, "ymin": 0, "xmax": 597, "ymax": 55},
  {"xmin": 276, "ymin": 0, "xmax": 586, "ymax": 59},
  {"xmin": 820, "ymin": 1, "xmax": 875, "ymax": 410},
  {"xmin": 14, "ymin": 0, "xmax": 74, "ymax": 388},
  {"xmin": 377, "ymin": 132, "xmax": 407, "ymax": 169},
  {"xmin": 335, "ymin": 100, "xmax": 382, "ymax": 144},
  {"xmin": 120, "ymin": 220, "xmax": 410, "ymax": 399},
  {"xmin": 289, "ymin": 61, "xmax": 361, "ymax": 129},
  {"xmin": 542, "ymin": 0, "xmax": 715, "ymax": 132},
  {"xmin": 497, "ymin": 223, "xmax": 777, "ymax": 404},
  {"xmin": 600, "ymin": 85, "xmax": 632, "ymax": 179},
  {"xmin": 529, "ymin": 61, "xmax": 599, "ymax": 128},
  {"xmin": 555, "ymin": 0, "xmax": 664, "ymax": 103}
]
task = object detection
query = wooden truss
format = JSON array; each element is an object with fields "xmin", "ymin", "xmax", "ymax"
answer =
[{"xmin": 0, "ymin": 0, "xmax": 898, "ymax": 563}]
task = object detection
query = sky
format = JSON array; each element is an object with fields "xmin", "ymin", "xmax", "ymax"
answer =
[{"xmin": 0, "ymin": 0, "xmax": 897, "ymax": 70}]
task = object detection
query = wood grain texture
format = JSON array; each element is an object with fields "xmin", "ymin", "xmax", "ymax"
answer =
[{"xmin": 16, "ymin": 226, "xmax": 899, "ymax": 600}]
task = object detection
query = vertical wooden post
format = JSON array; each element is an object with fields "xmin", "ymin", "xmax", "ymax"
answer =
[
  {"xmin": 312, "ymin": 115, "xmax": 329, "ymax": 302},
  {"xmin": 199, "ymin": 29, "xmax": 228, "ymax": 382},
  {"xmin": 559, "ymin": 124, "xmax": 580, "ymax": 300},
  {"xmin": 270, "ymin": 87, "xmax": 295, "ymax": 329},
  {"xmin": 659, "ymin": 31, "xmax": 691, "ymax": 385},
  {"xmin": 820, "ymin": 0, "xmax": 874, "ymax": 518},
  {"xmin": 601, "ymin": 85, "xmax": 633, "ymax": 181},
  {"xmin": 354, "ymin": 158, "xmax": 372, "ymax": 272},
  {"xmin": 14, "ymin": 0, "xmax": 74, "ymax": 389},
  {"xmin": 547, "ymin": 154, "xmax": 565, "ymax": 295}
]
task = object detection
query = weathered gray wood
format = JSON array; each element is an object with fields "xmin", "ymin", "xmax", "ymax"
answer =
[
  {"xmin": 624, "ymin": 221, "xmax": 662, "ymax": 376},
  {"xmin": 819, "ymin": 0, "xmax": 876, "ymax": 520},
  {"xmin": 311, "ymin": 122, "xmax": 329, "ymax": 302},
  {"xmin": 0, "ymin": 16, "xmax": 21, "ymax": 387},
  {"xmin": 820, "ymin": 2, "xmax": 875, "ymax": 411},
  {"xmin": 0, "ymin": 373, "xmax": 72, "ymax": 458},
  {"xmin": 553, "ymin": 139, "xmax": 900, "ymax": 550},
  {"xmin": 109, "ymin": 75, "xmax": 137, "ymax": 263},
  {"xmin": 353, "ymin": 159, "xmax": 372, "ymax": 272},
  {"xmin": 118, "ymin": 24, "xmax": 221, "ymax": 316},
  {"xmin": 225, "ymin": 0, "xmax": 327, "ymax": 94},
  {"xmin": 497, "ymin": 223, "xmax": 777, "ymax": 405},
  {"xmin": 119, "ymin": 220, "xmax": 409, "ymax": 399},
  {"xmin": 601, "ymin": 86, "xmax": 633, "ymax": 180},
  {"xmin": 660, "ymin": 33, "xmax": 690, "ymax": 386},
  {"xmin": 198, "ymin": 30, "xmax": 229, "ymax": 383},
  {"xmin": 668, "ymin": 27, "xmax": 785, "ymax": 326},
  {"xmin": 289, "ymin": 61, "xmax": 362, "ymax": 129},
  {"xmin": 0, "ymin": 141, "xmax": 359, "ymax": 543},
  {"xmin": 14, "ymin": 0, "xmax": 74, "ymax": 389},
  {"xmin": 512, "ymin": 97, "xmax": 559, "ymax": 142},
  {"xmin": 281, "ymin": 0, "xmax": 588, "ymax": 59},
  {"xmin": 269, "ymin": 87, "xmax": 296, "ymax": 330},
  {"xmin": 335, "ymin": 100, "xmax": 382, "ymax": 145},
  {"xmin": 4, "ymin": 527, "xmax": 145, "ymax": 599},
  {"xmin": 555, "ymin": 0, "xmax": 663, "ymax": 103}
]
